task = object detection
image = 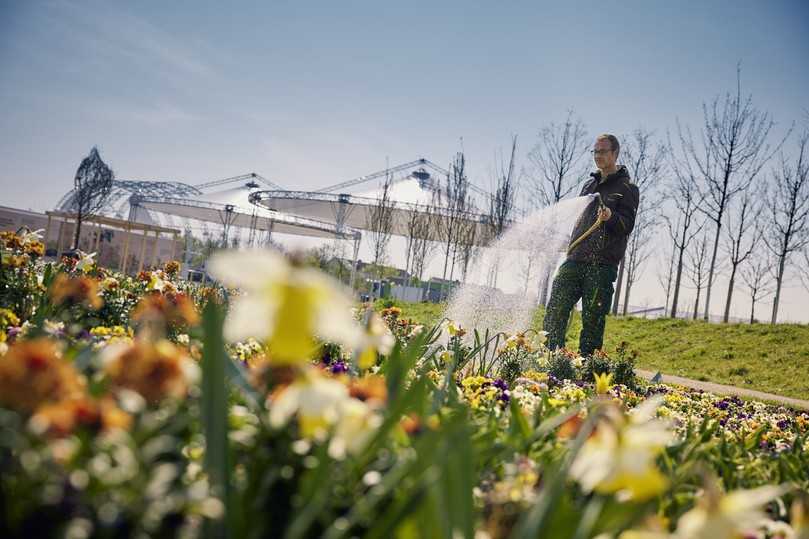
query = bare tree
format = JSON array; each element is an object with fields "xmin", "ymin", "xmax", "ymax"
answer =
[
  {"xmin": 685, "ymin": 232, "xmax": 711, "ymax": 320},
  {"xmin": 763, "ymin": 128, "xmax": 809, "ymax": 323},
  {"xmin": 484, "ymin": 135, "xmax": 519, "ymax": 288},
  {"xmin": 740, "ymin": 254, "xmax": 774, "ymax": 323},
  {"xmin": 365, "ymin": 169, "xmax": 395, "ymax": 278},
  {"xmin": 409, "ymin": 189, "xmax": 441, "ymax": 282},
  {"xmin": 489, "ymin": 135, "xmax": 519, "ymax": 240},
  {"xmin": 665, "ymin": 137, "xmax": 706, "ymax": 318},
  {"xmin": 438, "ymin": 152, "xmax": 473, "ymax": 299},
  {"xmin": 678, "ymin": 65, "xmax": 783, "ymax": 321},
  {"xmin": 615, "ymin": 128, "xmax": 667, "ymax": 314},
  {"xmin": 621, "ymin": 208, "xmax": 656, "ymax": 315},
  {"xmin": 71, "ymin": 147, "xmax": 114, "ymax": 249},
  {"xmin": 526, "ymin": 111, "xmax": 589, "ymax": 304},
  {"xmin": 721, "ymin": 186, "xmax": 763, "ymax": 322},
  {"xmin": 456, "ymin": 212, "xmax": 479, "ymax": 283},
  {"xmin": 657, "ymin": 243, "xmax": 676, "ymax": 314}
]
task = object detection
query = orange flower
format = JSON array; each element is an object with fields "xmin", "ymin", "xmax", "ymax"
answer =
[
  {"xmin": 131, "ymin": 292, "xmax": 200, "ymax": 329},
  {"xmin": 103, "ymin": 339, "xmax": 197, "ymax": 403},
  {"xmin": 164, "ymin": 260, "xmax": 181, "ymax": 277},
  {"xmin": 1, "ymin": 232, "xmax": 23, "ymax": 250},
  {"xmin": 49, "ymin": 273, "xmax": 103, "ymax": 310},
  {"xmin": 25, "ymin": 240, "xmax": 45, "ymax": 257},
  {"xmin": 0, "ymin": 338, "xmax": 85, "ymax": 413},
  {"xmin": 349, "ymin": 375, "xmax": 388, "ymax": 406},
  {"xmin": 30, "ymin": 395, "xmax": 131, "ymax": 438}
]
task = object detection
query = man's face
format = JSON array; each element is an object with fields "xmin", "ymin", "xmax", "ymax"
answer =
[{"xmin": 592, "ymin": 139, "xmax": 617, "ymax": 170}]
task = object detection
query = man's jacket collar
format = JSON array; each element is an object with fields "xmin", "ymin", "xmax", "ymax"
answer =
[{"xmin": 590, "ymin": 165, "xmax": 629, "ymax": 185}]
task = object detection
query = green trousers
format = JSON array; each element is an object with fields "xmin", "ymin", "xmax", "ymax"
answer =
[{"xmin": 543, "ymin": 260, "xmax": 618, "ymax": 357}]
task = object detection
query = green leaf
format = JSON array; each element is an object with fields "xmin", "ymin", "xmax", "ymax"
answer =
[{"xmin": 201, "ymin": 301, "xmax": 231, "ymax": 539}]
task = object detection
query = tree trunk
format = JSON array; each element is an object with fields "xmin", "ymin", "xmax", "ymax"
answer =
[
  {"xmin": 72, "ymin": 212, "xmax": 83, "ymax": 250},
  {"xmin": 750, "ymin": 297, "xmax": 756, "ymax": 324},
  {"xmin": 702, "ymin": 220, "xmax": 722, "ymax": 321},
  {"xmin": 621, "ymin": 276, "xmax": 631, "ymax": 316},
  {"xmin": 771, "ymin": 253, "xmax": 787, "ymax": 324},
  {"xmin": 692, "ymin": 289, "xmax": 700, "ymax": 320},
  {"xmin": 612, "ymin": 257, "xmax": 625, "ymax": 315},
  {"xmin": 722, "ymin": 264, "xmax": 738, "ymax": 323},
  {"xmin": 670, "ymin": 247, "xmax": 685, "ymax": 318}
]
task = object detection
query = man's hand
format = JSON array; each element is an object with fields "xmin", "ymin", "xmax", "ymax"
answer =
[{"xmin": 597, "ymin": 206, "xmax": 612, "ymax": 222}]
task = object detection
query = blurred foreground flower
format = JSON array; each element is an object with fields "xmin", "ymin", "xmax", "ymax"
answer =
[
  {"xmin": 209, "ymin": 249, "xmax": 362, "ymax": 364},
  {"xmin": 268, "ymin": 368, "xmax": 381, "ymax": 459},
  {"xmin": 675, "ymin": 484, "xmax": 785, "ymax": 539},
  {"xmin": 356, "ymin": 310, "xmax": 395, "ymax": 369},
  {"xmin": 30, "ymin": 395, "xmax": 132, "ymax": 438},
  {"xmin": 102, "ymin": 339, "xmax": 199, "ymax": 403},
  {"xmin": 49, "ymin": 273, "xmax": 103, "ymax": 310},
  {"xmin": 570, "ymin": 397, "xmax": 673, "ymax": 502},
  {"xmin": 0, "ymin": 338, "xmax": 84, "ymax": 412}
]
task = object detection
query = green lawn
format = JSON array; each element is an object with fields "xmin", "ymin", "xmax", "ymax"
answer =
[{"xmin": 376, "ymin": 299, "xmax": 809, "ymax": 400}]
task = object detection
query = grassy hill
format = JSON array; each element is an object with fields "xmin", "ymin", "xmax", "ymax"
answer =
[{"xmin": 375, "ymin": 300, "xmax": 809, "ymax": 400}]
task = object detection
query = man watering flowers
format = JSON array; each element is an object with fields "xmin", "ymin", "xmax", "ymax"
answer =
[{"xmin": 543, "ymin": 134, "xmax": 640, "ymax": 357}]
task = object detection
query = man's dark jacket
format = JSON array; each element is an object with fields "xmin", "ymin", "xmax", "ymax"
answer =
[{"xmin": 567, "ymin": 165, "xmax": 640, "ymax": 268}]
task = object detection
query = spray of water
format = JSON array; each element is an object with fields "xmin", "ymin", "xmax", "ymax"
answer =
[{"xmin": 444, "ymin": 195, "xmax": 595, "ymax": 338}]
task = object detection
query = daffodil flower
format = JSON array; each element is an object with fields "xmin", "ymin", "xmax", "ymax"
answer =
[
  {"xmin": 356, "ymin": 310, "xmax": 395, "ymax": 370},
  {"xmin": 75, "ymin": 250, "xmax": 96, "ymax": 273},
  {"xmin": 675, "ymin": 484, "xmax": 785, "ymax": 539},
  {"xmin": 570, "ymin": 397, "xmax": 673, "ymax": 502},
  {"xmin": 209, "ymin": 249, "xmax": 363, "ymax": 364},
  {"xmin": 594, "ymin": 372, "xmax": 614, "ymax": 395}
]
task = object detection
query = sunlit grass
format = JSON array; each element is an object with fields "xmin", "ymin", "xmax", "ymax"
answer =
[{"xmin": 382, "ymin": 300, "xmax": 809, "ymax": 400}]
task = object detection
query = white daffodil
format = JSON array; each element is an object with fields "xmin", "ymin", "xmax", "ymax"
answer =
[
  {"xmin": 674, "ymin": 484, "xmax": 785, "ymax": 539},
  {"xmin": 570, "ymin": 397, "xmax": 674, "ymax": 502},
  {"xmin": 75, "ymin": 250, "xmax": 97, "ymax": 273},
  {"xmin": 208, "ymin": 249, "xmax": 363, "ymax": 364},
  {"xmin": 146, "ymin": 272, "xmax": 167, "ymax": 292},
  {"xmin": 328, "ymin": 397, "xmax": 382, "ymax": 460},
  {"xmin": 268, "ymin": 373, "xmax": 350, "ymax": 440},
  {"xmin": 20, "ymin": 229, "xmax": 44, "ymax": 245},
  {"xmin": 356, "ymin": 310, "xmax": 396, "ymax": 369}
]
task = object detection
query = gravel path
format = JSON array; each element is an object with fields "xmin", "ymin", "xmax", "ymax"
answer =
[{"xmin": 635, "ymin": 369, "xmax": 809, "ymax": 411}]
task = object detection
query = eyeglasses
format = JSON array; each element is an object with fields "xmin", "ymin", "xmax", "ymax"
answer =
[{"xmin": 591, "ymin": 149, "xmax": 613, "ymax": 156}]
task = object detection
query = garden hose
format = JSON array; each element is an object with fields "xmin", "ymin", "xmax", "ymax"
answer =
[{"xmin": 567, "ymin": 193, "xmax": 606, "ymax": 255}]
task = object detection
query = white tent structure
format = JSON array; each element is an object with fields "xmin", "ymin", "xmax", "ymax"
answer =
[
  {"xmin": 249, "ymin": 158, "xmax": 497, "ymax": 246},
  {"xmin": 58, "ymin": 173, "xmax": 364, "ymax": 286}
]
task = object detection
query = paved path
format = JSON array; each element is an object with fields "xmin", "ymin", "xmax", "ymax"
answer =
[{"xmin": 635, "ymin": 369, "xmax": 809, "ymax": 411}]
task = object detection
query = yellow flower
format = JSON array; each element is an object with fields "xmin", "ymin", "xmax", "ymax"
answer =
[
  {"xmin": 594, "ymin": 372, "xmax": 614, "ymax": 395},
  {"xmin": 446, "ymin": 321, "xmax": 465, "ymax": 337},
  {"xmin": 209, "ymin": 250, "xmax": 363, "ymax": 364}
]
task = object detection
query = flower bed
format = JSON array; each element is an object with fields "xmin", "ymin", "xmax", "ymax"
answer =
[{"xmin": 1, "ymin": 233, "xmax": 807, "ymax": 538}]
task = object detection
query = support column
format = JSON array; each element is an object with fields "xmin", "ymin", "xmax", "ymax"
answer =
[
  {"xmin": 170, "ymin": 232, "xmax": 177, "ymax": 261},
  {"xmin": 121, "ymin": 222, "xmax": 132, "ymax": 273},
  {"xmin": 137, "ymin": 229, "xmax": 148, "ymax": 273},
  {"xmin": 151, "ymin": 230, "xmax": 160, "ymax": 268},
  {"xmin": 44, "ymin": 214, "xmax": 53, "ymax": 254},
  {"xmin": 55, "ymin": 219, "xmax": 65, "ymax": 258}
]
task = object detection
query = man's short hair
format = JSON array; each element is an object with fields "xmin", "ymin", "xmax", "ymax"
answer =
[{"xmin": 596, "ymin": 133, "xmax": 620, "ymax": 155}]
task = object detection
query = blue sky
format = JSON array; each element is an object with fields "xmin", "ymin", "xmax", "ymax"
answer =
[{"xmin": 1, "ymin": 0, "xmax": 808, "ymax": 319}]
